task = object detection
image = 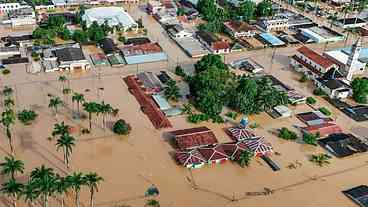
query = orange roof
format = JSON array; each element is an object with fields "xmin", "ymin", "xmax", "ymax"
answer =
[
  {"xmin": 297, "ymin": 46, "xmax": 335, "ymax": 69},
  {"xmin": 212, "ymin": 41, "xmax": 230, "ymax": 50}
]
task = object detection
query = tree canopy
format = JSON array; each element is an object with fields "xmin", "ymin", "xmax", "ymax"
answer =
[
  {"xmin": 256, "ymin": 0, "xmax": 274, "ymax": 17},
  {"xmin": 351, "ymin": 78, "xmax": 368, "ymax": 103},
  {"xmin": 237, "ymin": 0, "xmax": 256, "ymax": 21}
]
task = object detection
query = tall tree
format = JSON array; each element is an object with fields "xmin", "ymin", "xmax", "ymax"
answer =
[
  {"xmin": 256, "ymin": 0, "xmax": 274, "ymax": 17},
  {"xmin": 163, "ymin": 80, "xmax": 182, "ymax": 102},
  {"xmin": 84, "ymin": 172, "xmax": 103, "ymax": 207},
  {"xmin": 237, "ymin": 0, "xmax": 256, "ymax": 21},
  {"xmin": 83, "ymin": 102, "xmax": 100, "ymax": 131},
  {"xmin": 23, "ymin": 180, "xmax": 41, "ymax": 207},
  {"xmin": 2, "ymin": 86, "xmax": 14, "ymax": 97},
  {"xmin": 98, "ymin": 102, "xmax": 113, "ymax": 129},
  {"xmin": 237, "ymin": 150, "xmax": 254, "ymax": 167},
  {"xmin": 0, "ymin": 156, "xmax": 24, "ymax": 179},
  {"xmin": 30, "ymin": 165, "xmax": 56, "ymax": 207},
  {"xmin": 66, "ymin": 172, "xmax": 86, "ymax": 207},
  {"xmin": 52, "ymin": 122, "xmax": 70, "ymax": 138},
  {"xmin": 58, "ymin": 75, "xmax": 67, "ymax": 92},
  {"xmin": 351, "ymin": 78, "xmax": 368, "ymax": 103},
  {"xmin": 1, "ymin": 178, "xmax": 24, "ymax": 207},
  {"xmin": 1, "ymin": 109, "xmax": 16, "ymax": 154},
  {"xmin": 72, "ymin": 93, "xmax": 85, "ymax": 116},
  {"xmin": 48, "ymin": 96, "xmax": 63, "ymax": 116},
  {"xmin": 56, "ymin": 133, "xmax": 76, "ymax": 169},
  {"xmin": 54, "ymin": 174, "xmax": 70, "ymax": 207}
]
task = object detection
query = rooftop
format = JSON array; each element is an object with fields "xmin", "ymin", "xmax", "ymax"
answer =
[
  {"xmin": 170, "ymin": 127, "xmax": 219, "ymax": 150},
  {"xmin": 83, "ymin": 7, "xmax": 137, "ymax": 28},
  {"xmin": 53, "ymin": 47, "xmax": 85, "ymax": 62},
  {"xmin": 223, "ymin": 21, "xmax": 257, "ymax": 33},
  {"xmin": 297, "ymin": 46, "xmax": 335, "ymax": 69}
]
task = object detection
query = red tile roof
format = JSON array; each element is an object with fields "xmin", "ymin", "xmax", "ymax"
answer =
[
  {"xmin": 221, "ymin": 141, "xmax": 248, "ymax": 160},
  {"xmin": 198, "ymin": 145, "xmax": 229, "ymax": 162},
  {"xmin": 212, "ymin": 41, "xmax": 230, "ymax": 50},
  {"xmin": 123, "ymin": 75, "xmax": 172, "ymax": 129},
  {"xmin": 302, "ymin": 122, "xmax": 343, "ymax": 137},
  {"xmin": 170, "ymin": 127, "xmax": 218, "ymax": 150},
  {"xmin": 297, "ymin": 46, "xmax": 335, "ymax": 69},
  {"xmin": 175, "ymin": 149, "xmax": 206, "ymax": 167},
  {"xmin": 223, "ymin": 21, "xmax": 257, "ymax": 33}
]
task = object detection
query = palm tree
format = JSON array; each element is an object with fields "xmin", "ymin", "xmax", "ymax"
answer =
[
  {"xmin": 1, "ymin": 109, "xmax": 16, "ymax": 154},
  {"xmin": 2, "ymin": 86, "xmax": 14, "ymax": 97},
  {"xmin": 58, "ymin": 75, "xmax": 67, "ymax": 91},
  {"xmin": 99, "ymin": 102, "xmax": 113, "ymax": 129},
  {"xmin": 146, "ymin": 199, "xmax": 160, "ymax": 207},
  {"xmin": 236, "ymin": 150, "xmax": 254, "ymax": 167},
  {"xmin": 56, "ymin": 133, "xmax": 76, "ymax": 169},
  {"xmin": 23, "ymin": 180, "xmax": 41, "ymax": 207},
  {"xmin": 54, "ymin": 174, "xmax": 70, "ymax": 207},
  {"xmin": 66, "ymin": 172, "xmax": 85, "ymax": 207},
  {"xmin": 52, "ymin": 122, "xmax": 70, "ymax": 138},
  {"xmin": 84, "ymin": 172, "xmax": 103, "ymax": 207},
  {"xmin": 30, "ymin": 165, "xmax": 56, "ymax": 207},
  {"xmin": 163, "ymin": 80, "xmax": 182, "ymax": 102},
  {"xmin": 0, "ymin": 156, "xmax": 24, "ymax": 179},
  {"xmin": 83, "ymin": 102, "xmax": 100, "ymax": 131},
  {"xmin": 1, "ymin": 178, "xmax": 24, "ymax": 207},
  {"xmin": 72, "ymin": 93, "xmax": 85, "ymax": 116},
  {"xmin": 181, "ymin": 103, "xmax": 193, "ymax": 115},
  {"xmin": 48, "ymin": 96, "xmax": 63, "ymax": 116}
]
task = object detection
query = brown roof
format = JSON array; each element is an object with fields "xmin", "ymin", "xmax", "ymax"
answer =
[
  {"xmin": 175, "ymin": 149, "xmax": 206, "ymax": 166},
  {"xmin": 123, "ymin": 75, "xmax": 171, "ymax": 129},
  {"xmin": 221, "ymin": 141, "xmax": 248, "ymax": 160},
  {"xmin": 302, "ymin": 122, "xmax": 342, "ymax": 137},
  {"xmin": 297, "ymin": 46, "xmax": 335, "ymax": 69},
  {"xmin": 170, "ymin": 127, "xmax": 218, "ymax": 150},
  {"xmin": 212, "ymin": 41, "xmax": 230, "ymax": 50},
  {"xmin": 223, "ymin": 21, "xmax": 257, "ymax": 33},
  {"xmin": 198, "ymin": 145, "xmax": 229, "ymax": 161}
]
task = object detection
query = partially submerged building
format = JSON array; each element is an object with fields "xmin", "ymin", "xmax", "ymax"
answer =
[
  {"xmin": 223, "ymin": 21, "xmax": 257, "ymax": 39},
  {"xmin": 2, "ymin": 6, "xmax": 36, "ymax": 27},
  {"xmin": 120, "ymin": 42, "xmax": 168, "ymax": 64},
  {"xmin": 318, "ymin": 133, "xmax": 368, "ymax": 157},
  {"xmin": 196, "ymin": 30, "xmax": 230, "ymax": 54}
]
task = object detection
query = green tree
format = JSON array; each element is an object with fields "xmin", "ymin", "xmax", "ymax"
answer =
[
  {"xmin": 1, "ymin": 109, "xmax": 16, "ymax": 154},
  {"xmin": 88, "ymin": 21, "xmax": 106, "ymax": 43},
  {"xmin": 23, "ymin": 180, "xmax": 41, "ymax": 207},
  {"xmin": 4, "ymin": 98, "xmax": 15, "ymax": 109},
  {"xmin": 99, "ymin": 101, "xmax": 113, "ymax": 129},
  {"xmin": 48, "ymin": 96, "xmax": 63, "ymax": 116},
  {"xmin": 58, "ymin": 75, "xmax": 67, "ymax": 91},
  {"xmin": 164, "ymin": 80, "xmax": 182, "ymax": 101},
  {"xmin": 30, "ymin": 165, "xmax": 56, "ymax": 207},
  {"xmin": 278, "ymin": 127, "xmax": 298, "ymax": 140},
  {"xmin": 112, "ymin": 119, "xmax": 131, "ymax": 135},
  {"xmin": 2, "ymin": 86, "xmax": 13, "ymax": 97},
  {"xmin": 256, "ymin": 0, "xmax": 274, "ymax": 17},
  {"xmin": 146, "ymin": 199, "xmax": 160, "ymax": 207},
  {"xmin": 237, "ymin": 150, "xmax": 253, "ymax": 167},
  {"xmin": 351, "ymin": 78, "xmax": 368, "ymax": 103},
  {"xmin": 237, "ymin": 0, "xmax": 256, "ymax": 21},
  {"xmin": 58, "ymin": 27, "xmax": 71, "ymax": 40},
  {"xmin": 194, "ymin": 54, "xmax": 228, "ymax": 73},
  {"xmin": 0, "ymin": 156, "xmax": 24, "ymax": 179},
  {"xmin": 72, "ymin": 30, "xmax": 89, "ymax": 44},
  {"xmin": 196, "ymin": 0, "xmax": 218, "ymax": 21},
  {"xmin": 47, "ymin": 15, "xmax": 66, "ymax": 28},
  {"xmin": 17, "ymin": 110, "xmax": 38, "ymax": 125},
  {"xmin": 56, "ymin": 133, "xmax": 76, "ymax": 169},
  {"xmin": 72, "ymin": 93, "xmax": 85, "ymax": 116},
  {"xmin": 1, "ymin": 178, "xmax": 23, "ymax": 207},
  {"xmin": 303, "ymin": 133, "xmax": 319, "ymax": 146},
  {"xmin": 66, "ymin": 172, "xmax": 86, "ymax": 207},
  {"xmin": 54, "ymin": 175, "xmax": 69, "ymax": 207},
  {"xmin": 84, "ymin": 172, "xmax": 104, "ymax": 207},
  {"xmin": 83, "ymin": 102, "xmax": 100, "ymax": 131},
  {"xmin": 52, "ymin": 122, "xmax": 70, "ymax": 138}
]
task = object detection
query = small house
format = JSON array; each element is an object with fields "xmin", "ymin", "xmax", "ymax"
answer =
[
  {"xmin": 223, "ymin": 21, "xmax": 257, "ymax": 39},
  {"xmin": 198, "ymin": 145, "xmax": 229, "ymax": 164},
  {"xmin": 196, "ymin": 30, "xmax": 230, "ymax": 54},
  {"xmin": 167, "ymin": 24, "xmax": 192, "ymax": 39}
]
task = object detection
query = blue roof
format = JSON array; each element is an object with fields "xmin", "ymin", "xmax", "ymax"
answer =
[
  {"xmin": 124, "ymin": 52, "xmax": 168, "ymax": 65},
  {"xmin": 335, "ymin": 47, "xmax": 368, "ymax": 63},
  {"xmin": 259, "ymin": 33, "xmax": 285, "ymax": 46}
]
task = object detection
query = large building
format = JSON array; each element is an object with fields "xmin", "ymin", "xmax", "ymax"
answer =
[
  {"xmin": 82, "ymin": 7, "xmax": 138, "ymax": 32},
  {"xmin": 2, "ymin": 6, "xmax": 36, "ymax": 27},
  {"xmin": 0, "ymin": 2, "xmax": 21, "ymax": 13},
  {"xmin": 257, "ymin": 15, "xmax": 288, "ymax": 32}
]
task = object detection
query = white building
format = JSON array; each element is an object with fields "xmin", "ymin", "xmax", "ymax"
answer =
[
  {"xmin": 258, "ymin": 15, "xmax": 289, "ymax": 32},
  {"xmin": 324, "ymin": 38, "xmax": 366, "ymax": 81},
  {"xmin": 167, "ymin": 24, "xmax": 192, "ymax": 38},
  {"xmin": 2, "ymin": 7, "xmax": 36, "ymax": 28},
  {"xmin": 82, "ymin": 7, "xmax": 138, "ymax": 32},
  {"xmin": 335, "ymin": 18, "xmax": 367, "ymax": 29},
  {"xmin": 196, "ymin": 30, "xmax": 230, "ymax": 54},
  {"xmin": 35, "ymin": 4, "xmax": 55, "ymax": 10},
  {"xmin": 223, "ymin": 21, "xmax": 257, "ymax": 38},
  {"xmin": 315, "ymin": 77, "xmax": 351, "ymax": 99},
  {"xmin": 0, "ymin": 2, "xmax": 20, "ymax": 13},
  {"xmin": 290, "ymin": 46, "xmax": 338, "ymax": 80}
]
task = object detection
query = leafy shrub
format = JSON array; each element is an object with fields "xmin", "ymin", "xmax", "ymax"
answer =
[
  {"xmin": 187, "ymin": 113, "xmax": 209, "ymax": 123},
  {"xmin": 306, "ymin": 97, "xmax": 317, "ymax": 105},
  {"xmin": 2, "ymin": 69, "xmax": 10, "ymax": 75},
  {"xmin": 175, "ymin": 65, "xmax": 186, "ymax": 77},
  {"xmin": 313, "ymin": 88, "xmax": 326, "ymax": 96},
  {"xmin": 118, "ymin": 36, "xmax": 126, "ymax": 43},
  {"xmin": 112, "ymin": 119, "xmax": 131, "ymax": 135},
  {"xmin": 17, "ymin": 110, "xmax": 38, "ymax": 125},
  {"xmin": 303, "ymin": 132, "xmax": 319, "ymax": 146},
  {"xmin": 299, "ymin": 74, "xmax": 308, "ymax": 82},
  {"xmin": 318, "ymin": 107, "xmax": 331, "ymax": 116},
  {"xmin": 211, "ymin": 115, "xmax": 224, "ymax": 123},
  {"xmin": 225, "ymin": 111, "xmax": 238, "ymax": 120},
  {"xmin": 278, "ymin": 127, "xmax": 298, "ymax": 140},
  {"xmin": 249, "ymin": 122, "xmax": 259, "ymax": 129}
]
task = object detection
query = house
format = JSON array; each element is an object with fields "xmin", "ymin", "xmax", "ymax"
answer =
[
  {"xmin": 196, "ymin": 30, "xmax": 230, "ymax": 54},
  {"xmin": 223, "ymin": 21, "xmax": 257, "ymax": 38},
  {"xmin": 265, "ymin": 75, "xmax": 306, "ymax": 105},
  {"xmin": 229, "ymin": 58, "xmax": 264, "ymax": 73},
  {"xmin": 221, "ymin": 141, "xmax": 248, "ymax": 160},
  {"xmin": 336, "ymin": 18, "xmax": 367, "ymax": 29},
  {"xmin": 315, "ymin": 69, "xmax": 352, "ymax": 99},
  {"xmin": 175, "ymin": 149, "xmax": 206, "ymax": 168},
  {"xmin": 242, "ymin": 137, "xmax": 273, "ymax": 157},
  {"xmin": 170, "ymin": 127, "xmax": 218, "ymax": 150},
  {"xmin": 42, "ymin": 44, "xmax": 90, "ymax": 72},
  {"xmin": 273, "ymin": 105, "xmax": 292, "ymax": 118},
  {"xmin": 167, "ymin": 24, "xmax": 192, "ymax": 39},
  {"xmin": 2, "ymin": 6, "xmax": 36, "ymax": 28},
  {"xmin": 343, "ymin": 185, "xmax": 368, "ymax": 207},
  {"xmin": 34, "ymin": 3, "xmax": 55, "ymax": 10},
  {"xmin": 301, "ymin": 122, "xmax": 343, "ymax": 137},
  {"xmin": 120, "ymin": 42, "xmax": 168, "ymax": 64},
  {"xmin": 297, "ymin": 111, "xmax": 333, "ymax": 126},
  {"xmin": 147, "ymin": 0, "xmax": 164, "ymax": 14},
  {"xmin": 0, "ymin": 2, "xmax": 21, "ymax": 13},
  {"xmin": 0, "ymin": 47, "xmax": 20, "ymax": 57},
  {"xmin": 299, "ymin": 26, "xmax": 344, "ymax": 43},
  {"xmin": 100, "ymin": 38, "xmax": 117, "ymax": 54},
  {"xmin": 198, "ymin": 145, "xmax": 229, "ymax": 164},
  {"xmin": 227, "ymin": 127, "xmax": 257, "ymax": 141},
  {"xmin": 136, "ymin": 72, "xmax": 163, "ymax": 93},
  {"xmin": 318, "ymin": 133, "xmax": 368, "ymax": 158},
  {"xmin": 290, "ymin": 46, "xmax": 337, "ymax": 80},
  {"xmin": 257, "ymin": 15, "xmax": 289, "ymax": 32}
]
